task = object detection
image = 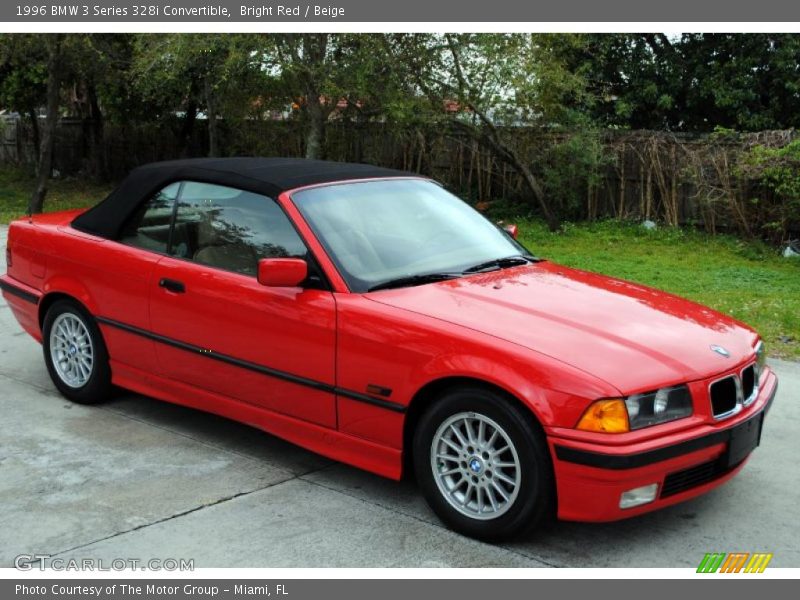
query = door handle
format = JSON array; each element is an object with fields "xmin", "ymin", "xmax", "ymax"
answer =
[{"xmin": 159, "ymin": 278, "xmax": 186, "ymax": 293}]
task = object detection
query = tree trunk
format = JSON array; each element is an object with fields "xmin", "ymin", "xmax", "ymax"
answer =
[
  {"xmin": 179, "ymin": 102, "xmax": 198, "ymax": 158},
  {"xmin": 618, "ymin": 146, "xmax": 626, "ymax": 219},
  {"xmin": 441, "ymin": 34, "xmax": 559, "ymax": 230},
  {"xmin": 27, "ymin": 107, "xmax": 41, "ymax": 166},
  {"xmin": 304, "ymin": 97, "xmax": 325, "ymax": 160},
  {"xmin": 301, "ymin": 33, "xmax": 329, "ymax": 161},
  {"xmin": 455, "ymin": 122, "xmax": 559, "ymax": 230},
  {"xmin": 480, "ymin": 129, "xmax": 559, "ymax": 230},
  {"xmin": 518, "ymin": 161, "xmax": 560, "ymax": 231},
  {"xmin": 87, "ymin": 83, "xmax": 105, "ymax": 178},
  {"xmin": 28, "ymin": 35, "xmax": 62, "ymax": 215},
  {"xmin": 204, "ymin": 78, "xmax": 218, "ymax": 158},
  {"xmin": 352, "ymin": 115, "xmax": 364, "ymax": 163}
]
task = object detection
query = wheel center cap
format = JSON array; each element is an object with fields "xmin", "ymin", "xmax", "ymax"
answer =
[
  {"xmin": 68, "ymin": 345, "xmax": 77, "ymax": 356},
  {"xmin": 468, "ymin": 457, "xmax": 483, "ymax": 474}
]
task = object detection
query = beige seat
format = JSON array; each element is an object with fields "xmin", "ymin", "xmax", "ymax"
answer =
[
  {"xmin": 193, "ymin": 213, "xmax": 258, "ymax": 275},
  {"xmin": 194, "ymin": 244, "xmax": 258, "ymax": 275}
]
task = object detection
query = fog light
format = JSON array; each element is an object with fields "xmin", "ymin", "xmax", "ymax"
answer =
[{"xmin": 619, "ymin": 483, "xmax": 659, "ymax": 509}]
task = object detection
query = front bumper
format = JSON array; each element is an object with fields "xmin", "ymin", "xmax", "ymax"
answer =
[{"xmin": 548, "ymin": 367, "xmax": 778, "ymax": 522}]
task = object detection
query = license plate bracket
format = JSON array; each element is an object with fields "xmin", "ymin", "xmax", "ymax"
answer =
[{"xmin": 724, "ymin": 413, "xmax": 763, "ymax": 468}]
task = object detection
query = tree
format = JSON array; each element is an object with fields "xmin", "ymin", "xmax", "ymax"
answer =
[
  {"xmin": 0, "ymin": 33, "xmax": 137, "ymax": 203},
  {"xmin": 29, "ymin": 34, "xmax": 63, "ymax": 214},
  {"xmin": 65, "ymin": 34, "xmax": 137, "ymax": 178},
  {"xmin": 554, "ymin": 34, "xmax": 800, "ymax": 132},
  {"xmin": 260, "ymin": 34, "xmax": 397, "ymax": 160},
  {"xmin": 272, "ymin": 34, "xmax": 330, "ymax": 159},
  {"xmin": 382, "ymin": 33, "xmax": 596, "ymax": 230},
  {"xmin": 0, "ymin": 34, "xmax": 48, "ymax": 160},
  {"xmin": 680, "ymin": 34, "xmax": 800, "ymax": 131},
  {"xmin": 132, "ymin": 34, "xmax": 256, "ymax": 157}
]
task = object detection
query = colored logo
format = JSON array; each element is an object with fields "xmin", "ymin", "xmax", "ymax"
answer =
[
  {"xmin": 710, "ymin": 345, "xmax": 731, "ymax": 358},
  {"xmin": 697, "ymin": 552, "xmax": 772, "ymax": 573}
]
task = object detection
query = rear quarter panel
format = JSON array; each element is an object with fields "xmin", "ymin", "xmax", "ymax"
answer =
[
  {"xmin": 6, "ymin": 212, "xmax": 162, "ymax": 373},
  {"xmin": 42, "ymin": 228, "xmax": 164, "ymax": 373},
  {"xmin": 4, "ymin": 218, "xmax": 51, "ymax": 340},
  {"xmin": 6, "ymin": 218, "xmax": 50, "ymax": 289}
]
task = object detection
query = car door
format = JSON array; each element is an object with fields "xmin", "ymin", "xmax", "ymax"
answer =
[
  {"xmin": 100, "ymin": 181, "xmax": 183, "ymax": 373},
  {"xmin": 148, "ymin": 181, "xmax": 337, "ymax": 428}
]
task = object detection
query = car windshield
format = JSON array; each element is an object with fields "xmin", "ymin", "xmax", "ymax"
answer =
[{"xmin": 291, "ymin": 178, "xmax": 535, "ymax": 292}]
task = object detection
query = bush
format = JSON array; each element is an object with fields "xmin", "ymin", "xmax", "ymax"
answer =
[
  {"xmin": 737, "ymin": 139, "xmax": 800, "ymax": 242},
  {"xmin": 538, "ymin": 131, "xmax": 607, "ymax": 221}
]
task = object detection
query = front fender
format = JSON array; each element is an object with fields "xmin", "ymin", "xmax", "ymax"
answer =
[
  {"xmin": 406, "ymin": 341, "xmax": 620, "ymax": 429},
  {"xmin": 334, "ymin": 295, "xmax": 620, "ymax": 453}
]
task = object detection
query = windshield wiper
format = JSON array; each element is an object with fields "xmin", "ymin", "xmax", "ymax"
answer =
[
  {"xmin": 368, "ymin": 272, "xmax": 463, "ymax": 292},
  {"xmin": 463, "ymin": 254, "xmax": 537, "ymax": 273},
  {"xmin": 368, "ymin": 255, "xmax": 539, "ymax": 292}
]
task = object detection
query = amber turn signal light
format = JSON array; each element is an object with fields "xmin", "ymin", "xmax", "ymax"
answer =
[{"xmin": 576, "ymin": 399, "xmax": 630, "ymax": 433}]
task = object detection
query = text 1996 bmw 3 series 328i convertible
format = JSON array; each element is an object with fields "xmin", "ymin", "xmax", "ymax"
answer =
[{"xmin": 0, "ymin": 158, "xmax": 777, "ymax": 541}]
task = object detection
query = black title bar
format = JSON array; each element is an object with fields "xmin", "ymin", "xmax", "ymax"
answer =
[{"xmin": 3, "ymin": 0, "xmax": 800, "ymax": 22}]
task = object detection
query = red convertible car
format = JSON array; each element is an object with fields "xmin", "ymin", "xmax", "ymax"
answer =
[{"xmin": 0, "ymin": 158, "xmax": 777, "ymax": 541}]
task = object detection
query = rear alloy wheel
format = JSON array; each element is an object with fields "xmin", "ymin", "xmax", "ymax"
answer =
[
  {"xmin": 43, "ymin": 299, "xmax": 112, "ymax": 404},
  {"xmin": 413, "ymin": 386, "xmax": 554, "ymax": 541},
  {"xmin": 49, "ymin": 312, "xmax": 95, "ymax": 388}
]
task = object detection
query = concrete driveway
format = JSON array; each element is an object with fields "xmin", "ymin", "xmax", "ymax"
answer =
[{"xmin": 1, "ymin": 224, "xmax": 798, "ymax": 568}]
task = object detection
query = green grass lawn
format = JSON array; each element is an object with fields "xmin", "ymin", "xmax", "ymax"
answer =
[
  {"xmin": 1, "ymin": 167, "xmax": 797, "ymax": 359},
  {"xmin": 0, "ymin": 167, "xmax": 112, "ymax": 224},
  {"xmin": 518, "ymin": 220, "xmax": 800, "ymax": 360}
]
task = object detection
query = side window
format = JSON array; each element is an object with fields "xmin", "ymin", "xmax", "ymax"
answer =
[
  {"xmin": 172, "ymin": 182, "xmax": 307, "ymax": 277},
  {"xmin": 118, "ymin": 182, "xmax": 181, "ymax": 253}
]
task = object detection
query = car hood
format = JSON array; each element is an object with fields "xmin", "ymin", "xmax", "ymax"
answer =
[{"xmin": 367, "ymin": 261, "xmax": 758, "ymax": 394}]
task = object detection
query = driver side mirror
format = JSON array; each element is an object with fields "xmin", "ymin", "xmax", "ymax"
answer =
[{"xmin": 257, "ymin": 258, "xmax": 308, "ymax": 288}]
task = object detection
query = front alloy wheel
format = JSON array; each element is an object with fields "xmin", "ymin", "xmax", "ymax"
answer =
[
  {"xmin": 414, "ymin": 385, "xmax": 554, "ymax": 541},
  {"xmin": 430, "ymin": 412, "xmax": 521, "ymax": 520}
]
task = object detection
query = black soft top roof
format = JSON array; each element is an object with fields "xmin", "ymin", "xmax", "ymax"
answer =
[{"xmin": 72, "ymin": 157, "xmax": 414, "ymax": 239}]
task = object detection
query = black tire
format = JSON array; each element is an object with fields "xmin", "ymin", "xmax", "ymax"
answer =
[
  {"xmin": 413, "ymin": 385, "xmax": 555, "ymax": 542},
  {"xmin": 42, "ymin": 299, "xmax": 112, "ymax": 404}
]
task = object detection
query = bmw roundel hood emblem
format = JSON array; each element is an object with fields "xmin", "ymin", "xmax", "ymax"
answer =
[{"xmin": 710, "ymin": 345, "xmax": 731, "ymax": 358}]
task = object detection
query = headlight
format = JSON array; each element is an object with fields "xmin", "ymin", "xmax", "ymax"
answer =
[
  {"xmin": 755, "ymin": 340, "xmax": 766, "ymax": 382},
  {"xmin": 624, "ymin": 385, "xmax": 692, "ymax": 430},
  {"xmin": 577, "ymin": 384, "xmax": 694, "ymax": 433}
]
